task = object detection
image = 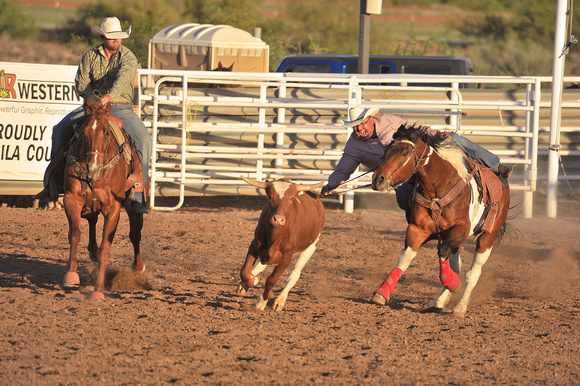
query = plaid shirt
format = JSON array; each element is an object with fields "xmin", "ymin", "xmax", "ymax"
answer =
[{"xmin": 75, "ymin": 44, "xmax": 138, "ymax": 104}]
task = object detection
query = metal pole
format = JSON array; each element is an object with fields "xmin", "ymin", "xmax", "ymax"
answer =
[
  {"xmin": 547, "ymin": 0, "xmax": 570, "ymax": 218},
  {"xmin": 358, "ymin": 0, "xmax": 370, "ymax": 74}
]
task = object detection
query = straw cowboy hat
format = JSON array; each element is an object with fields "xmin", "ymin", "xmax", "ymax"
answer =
[
  {"xmin": 341, "ymin": 105, "xmax": 380, "ymax": 127},
  {"xmin": 91, "ymin": 17, "xmax": 131, "ymax": 39}
]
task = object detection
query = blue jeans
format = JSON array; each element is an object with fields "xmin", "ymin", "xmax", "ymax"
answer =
[
  {"xmin": 449, "ymin": 132, "xmax": 500, "ymax": 173},
  {"xmin": 395, "ymin": 177, "xmax": 415, "ymax": 223},
  {"xmin": 51, "ymin": 106, "xmax": 84, "ymax": 158},
  {"xmin": 51, "ymin": 105, "xmax": 152, "ymax": 187}
]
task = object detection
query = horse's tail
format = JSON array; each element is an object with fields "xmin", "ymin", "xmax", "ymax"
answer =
[{"xmin": 495, "ymin": 197, "xmax": 521, "ymax": 244}]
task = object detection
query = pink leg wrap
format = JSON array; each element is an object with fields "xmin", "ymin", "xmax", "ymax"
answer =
[
  {"xmin": 439, "ymin": 259, "xmax": 460, "ymax": 291},
  {"xmin": 374, "ymin": 267, "xmax": 403, "ymax": 301}
]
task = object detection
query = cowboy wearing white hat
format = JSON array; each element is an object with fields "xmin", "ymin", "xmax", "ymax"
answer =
[
  {"xmin": 321, "ymin": 105, "xmax": 512, "ymax": 217},
  {"xmin": 341, "ymin": 105, "xmax": 380, "ymax": 128},
  {"xmin": 35, "ymin": 16, "xmax": 151, "ymax": 213},
  {"xmin": 91, "ymin": 17, "xmax": 132, "ymax": 39}
]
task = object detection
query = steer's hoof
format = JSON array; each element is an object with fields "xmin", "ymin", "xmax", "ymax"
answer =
[
  {"xmin": 237, "ymin": 283, "xmax": 248, "ymax": 295},
  {"xmin": 63, "ymin": 272, "xmax": 80, "ymax": 288},
  {"xmin": 452, "ymin": 307, "xmax": 466, "ymax": 319},
  {"xmin": 371, "ymin": 292, "xmax": 387, "ymax": 306},
  {"xmin": 89, "ymin": 292, "xmax": 106, "ymax": 302},
  {"xmin": 273, "ymin": 294, "xmax": 288, "ymax": 311},
  {"xmin": 255, "ymin": 295, "xmax": 268, "ymax": 311}
]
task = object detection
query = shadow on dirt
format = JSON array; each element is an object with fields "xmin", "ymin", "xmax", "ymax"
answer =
[{"xmin": 0, "ymin": 253, "xmax": 67, "ymax": 290}]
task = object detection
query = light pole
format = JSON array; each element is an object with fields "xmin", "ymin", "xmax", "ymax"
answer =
[
  {"xmin": 357, "ymin": 0, "xmax": 382, "ymax": 74},
  {"xmin": 547, "ymin": 0, "xmax": 573, "ymax": 218}
]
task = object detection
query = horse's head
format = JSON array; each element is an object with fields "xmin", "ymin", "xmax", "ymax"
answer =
[
  {"xmin": 82, "ymin": 98, "xmax": 113, "ymax": 180},
  {"xmin": 372, "ymin": 124, "xmax": 433, "ymax": 192},
  {"xmin": 372, "ymin": 140, "xmax": 420, "ymax": 192}
]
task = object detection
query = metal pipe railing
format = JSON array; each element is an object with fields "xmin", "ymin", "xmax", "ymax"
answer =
[{"xmin": 138, "ymin": 70, "xmax": 576, "ymax": 216}]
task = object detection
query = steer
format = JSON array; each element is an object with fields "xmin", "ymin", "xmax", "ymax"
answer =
[{"xmin": 237, "ymin": 176, "xmax": 325, "ymax": 311}]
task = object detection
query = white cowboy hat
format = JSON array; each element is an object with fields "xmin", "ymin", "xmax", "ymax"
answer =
[
  {"xmin": 341, "ymin": 106, "xmax": 380, "ymax": 127},
  {"xmin": 91, "ymin": 17, "xmax": 131, "ymax": 39}
]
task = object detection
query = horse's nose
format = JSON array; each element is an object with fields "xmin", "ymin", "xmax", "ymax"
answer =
[
  {"xmin": 271, "ymin": 214, "xmax": 286, "ymax": 227},
  {"xmin": 373, "ymin": 174, "xmax": 385, "ymax": 191},
  {"xmin": 88, "ymin": 163, "xmax": 99, "ymax": 180}
]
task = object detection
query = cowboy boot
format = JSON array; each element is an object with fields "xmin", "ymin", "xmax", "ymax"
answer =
[
  {"xmin": 130, "ymin": 192, "xmax": 148, "ymax": 214},
  {"xmin": 497, "ymin": 164, "xmax": 513, "ymax": 179},
  {"xmin": 34, "ymin": 146, "xmax": 68, "ymax": 200},
  {"xmin": 129, "ymin": 158, "xmax": 148, "ymax": 214}
]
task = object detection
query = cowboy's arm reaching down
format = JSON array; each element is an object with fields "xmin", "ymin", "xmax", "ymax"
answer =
[{"xmin": 323, "ymin": 138, "xmax": 384, "ymax": 195}]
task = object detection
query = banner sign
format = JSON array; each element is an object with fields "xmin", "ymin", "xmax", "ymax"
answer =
[{"xmin": 0, "ymin": 62, "xmax": 82, "ymax": 181}]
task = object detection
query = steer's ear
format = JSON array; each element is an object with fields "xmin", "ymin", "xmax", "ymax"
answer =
[
  {"xmin": 296, "ymin": 181, "xmax": 325, "ymax": 192},
  {"xmin": 241, "ymin": 175, "xmax": 268, "ymax": 189}
]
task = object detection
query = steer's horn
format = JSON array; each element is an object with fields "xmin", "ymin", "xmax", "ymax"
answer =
[
  {"xmin": 296, "ymin": 181, "xmax": 325, "ymax": 192},
  {"xmin": 241, "ymin": 175, "xmax": 268, "ymax": 189}
]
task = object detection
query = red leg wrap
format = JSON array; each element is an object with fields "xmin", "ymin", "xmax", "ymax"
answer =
[
  {"xmin": 374, "ymin": 267, "xmax": 403, "ymax": 301},
  {"xmin": 439, "ymin": 259, "xmax": 460, "ymax": 291}
]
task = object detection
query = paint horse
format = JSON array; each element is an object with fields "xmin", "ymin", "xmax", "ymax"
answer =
[
  {"xmin": 371, "ymin": 125, "xmax": 510, "ymax": 317},
  {"xmin": 62, "ymin": 97, "xmax": 146, "ymax": 301}
]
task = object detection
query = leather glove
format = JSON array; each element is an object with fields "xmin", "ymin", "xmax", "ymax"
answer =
[{"xmin": 320, "ymin": 184, "xmax": 336, "ymax": 197}]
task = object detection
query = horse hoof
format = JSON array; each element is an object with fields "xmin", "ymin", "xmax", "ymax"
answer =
[
  {"xmin": 63, "ymin": 272, "xmax": 80, "ymax": 288},
  {"xmin": 371, "ymin": 292, "xmax": 387, "ymax": 306},
  {"xmin": 89, "ymin": 292, "xmax": 106, "ymax": 301},
  {"xmin": 133, "ymin": 263, "xmax": 146, "ymax": 274}
]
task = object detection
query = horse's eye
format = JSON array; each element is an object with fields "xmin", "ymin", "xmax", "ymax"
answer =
[{"xmin": 402, "ymin": 150, "xmax": 409, "ymax": 156}]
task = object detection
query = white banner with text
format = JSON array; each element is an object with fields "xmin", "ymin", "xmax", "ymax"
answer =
[{"xmin": 0, "ymin": 62, "xmax": 82, "ymax": 181}]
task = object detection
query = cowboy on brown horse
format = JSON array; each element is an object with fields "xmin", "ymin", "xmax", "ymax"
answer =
[{"xmin": 35, "ymin": 17, "xmax": 151, "ymax": 213}]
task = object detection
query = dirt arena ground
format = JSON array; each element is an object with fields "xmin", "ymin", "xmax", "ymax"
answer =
[{"xmin": 1, "ymin": 194, "xmax": 579, "ymax": 384}]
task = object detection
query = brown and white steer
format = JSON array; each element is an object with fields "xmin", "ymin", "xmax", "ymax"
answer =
[{"xmin": 237, "ymin": 176, "xmax": 325, "ymax": 311}]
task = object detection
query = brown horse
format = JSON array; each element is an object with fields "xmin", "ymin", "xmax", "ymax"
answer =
[
  {"xmin": 371, "ymin": 125, "xmax": 510, "ymax": 317},
  {"xmin": 62, "ymin": 97, "xmax": 145, "ymax": 301}
]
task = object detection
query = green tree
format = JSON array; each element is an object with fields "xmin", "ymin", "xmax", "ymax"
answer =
[
  {"xmin": 183, "ymin": 0, "xmax": 262, "ymax": 32},
  {"xmin": 60, "ymin": 0, "xmax": 186, "ymax": 66},
  {"xmin": 0, "ymin": 0, "xmax": 38, "ymax": 39}
]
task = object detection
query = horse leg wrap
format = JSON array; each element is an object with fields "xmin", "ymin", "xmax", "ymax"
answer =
[
  {"xmin": 374, "ymin": 267, "xmax": 403, "ymax": 301},
  {"xmin": 439, "ymin": 259, "xmax": 460, "ymax": 291}
]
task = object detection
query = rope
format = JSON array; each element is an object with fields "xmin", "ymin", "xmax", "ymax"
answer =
[
  {"xmin": 327, "ymin": 183, "xmax": 373, "ymax": 196},
  {"xmin": 336, "ymin": 168, "xmax": 377, "ymax": 188},
  {"xmin": 322, "ymin": 168, "xmax": 377, "ymax": 197},
  {"xmin": 561, "ymin": 0, "xmax": 577, "ymax": 57},
  {"xmin": 554, "ymin": 146, "xmax": 580, "ymax": 201},
  {"xmin": 498, "ymin": 107, "xmax": 505, "ymax": 129},
  {"xmin": 186, "ymin": 100, "xmax": 200, "ymax": 148}
]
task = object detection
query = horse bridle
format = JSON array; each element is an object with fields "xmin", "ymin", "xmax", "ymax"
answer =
[
  {"xmin": 84, "ymin": 123, "xmax": 128, "ymax": 182},
  {"xmin": 69, "ymin": 121, "xmax": 127, "ymax": 184},
  {"xmin": 387, "ymin": 139, "xmax": 432, "ymax": 182}
]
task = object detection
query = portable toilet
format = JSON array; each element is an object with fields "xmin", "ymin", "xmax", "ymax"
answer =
[{"xmin": 148, "ymin": 23, "xmax": 269, "ymax": 72}]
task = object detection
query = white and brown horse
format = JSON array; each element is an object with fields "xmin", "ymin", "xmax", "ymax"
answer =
[{"xmin": 371, "ymin": 125, "xmax": 510, "ymax": 317}]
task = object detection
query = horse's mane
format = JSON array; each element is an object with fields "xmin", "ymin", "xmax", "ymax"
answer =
[
  {"xmin": 84, "ymin": 97, "xmax": 111, "ymax": 118},
  {"xmin": 393, "ymin": 124, "xmax": 469, "ymax": 181}
]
